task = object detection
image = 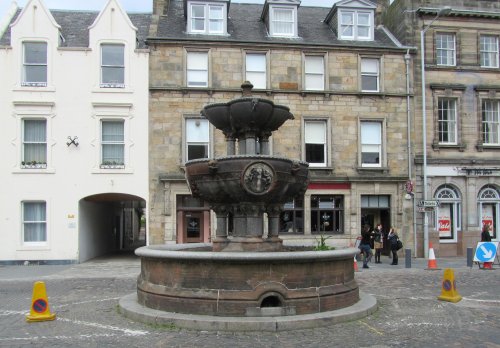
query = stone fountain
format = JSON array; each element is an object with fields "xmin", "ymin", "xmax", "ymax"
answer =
[{"xmin": 119, "ymin": 82, "xmax": 377, "ymax": 331}]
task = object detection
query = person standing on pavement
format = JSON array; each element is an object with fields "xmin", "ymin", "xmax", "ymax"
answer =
[
  {"xmin": 481, "ymin": 224, "xmax": 492, "ymax": 242},
  {"xmin": 387, "ymin": 227, "xmax": 399, "ymax": 265},
  {"xmin": 373, "ymin": 223, "xmax": 384, "ymax": 264},
  {"xmin": 359, "ymin": 224, "xmax": 373, "ymax": 269}
]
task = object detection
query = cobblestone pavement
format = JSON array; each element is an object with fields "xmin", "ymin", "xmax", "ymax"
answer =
[{"xmin": 0, "ymin": 255, "xmax": 499, "ymax": 348}]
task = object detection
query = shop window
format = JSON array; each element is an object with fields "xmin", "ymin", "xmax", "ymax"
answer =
[
  {"xmin": 435, "ymin": 185, "xmax": 461, "ymax": 242},
  {"xmin": 310, "ymin": 195, "xmax": 344, "ymax": 234},
  {"xmin": 478, "ymin": 185, "xmax": 500, "ymax": 240},
  {"xmin": 279, "ymin": 197, "xmax": 304, "ymax": 234}
]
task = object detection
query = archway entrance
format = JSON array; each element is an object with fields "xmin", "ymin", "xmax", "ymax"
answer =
[{"xmin": 79, "ymin": 193, "xmax": 146, "ymax": 262}]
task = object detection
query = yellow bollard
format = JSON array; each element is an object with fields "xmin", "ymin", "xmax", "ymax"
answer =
[
  {"xmin": 26, "ymin": 281, "xmax": 56, "ymax": 322},
  {"xmin": 437, "ymin": 268, "xmax": 462, "ymax": 303}
]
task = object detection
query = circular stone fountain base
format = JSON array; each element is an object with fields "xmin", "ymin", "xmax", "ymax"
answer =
[
  {"xmin": 119, "ymin": 244, "xmax": 377, "ymax": 331},
  {"xmin": 119, "ymin": 291, "xmax": 377, "ymax": 332}
]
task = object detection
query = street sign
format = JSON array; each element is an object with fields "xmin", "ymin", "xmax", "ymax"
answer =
[
  {"xmin": 417, "ymin": 206, "xmax": 435, "ymax": 213},
  {"xmin": 417, "ymin": 200, "xmax": 439, "ymax": 207},
  {"xmin": 473, "ymin": 242, "xmax": 499, "ymax": 262}
]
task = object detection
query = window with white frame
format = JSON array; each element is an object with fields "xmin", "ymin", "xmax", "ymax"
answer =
[
  {"xmin": 482, "ymin": 100, "xmax": 500, "ymax": 145},
  {"xmin": 22, "ymin": 42, "xmax": 47, "ymax": 86},
  {"xmin": 304, "ymin": 55, "xmax": 325, "ymax": 91},
  {"xmin": 361, "ymin": 121, "xmax": 382, "ymax": 167},
  {"xmin": 361, "ymin": 58, "xmax": 379, "ymax": 92},
  {"xmin": 187, "ymin": 51, "xmax": 209, "ymax": 87},
  {"xmin": 188, "ymin": 2, "xmax": 226, "ymax": 34},
  {"xmin": 438, "ymin": 98, "xmax": 457, "ymax": 144},
  {"xmin": 435, "ymin": 185, "xmax": 461, "ymax": 242},
  {"xmin": 480, "ymin": 35, "xmax": 499, "ymax": 68},
  {"xmin": 269, "ymin": 6, "xmax": 296, "ymax": 37},
  {"xmin": 22, "ymin": 119, "xmax": 47, "ymax": 169},
  {"xmin": 436, "ymin": 33, "xmax": 456, "ymax": 66},
  {"xmin": 478, "ymin": 185, "xmax": 500, "ymax": 240},
  {"xmin": 101, "ymin": 44, "xmax": 125, "ymax": 87},
  {"xmin": 101, "ymin": 120, "xmax": 125, "ymax": 168},
  {"xmin": 245, "ymin": 53, "xmax": 267, "ymax": 89},
  {"xmin": 22, "ymin": 201, "xmax": 47, "ymax": 244},
  {"xmin": 185, "ymin": 118, "xmax": 209, "ymax": 161},
  {"xmin": 339, "ymin": 10, "xmax": 373, "ymax": 40},
  {"xmin": 304, "ymin": 120, "xmax": 327, "ymax": 167}
]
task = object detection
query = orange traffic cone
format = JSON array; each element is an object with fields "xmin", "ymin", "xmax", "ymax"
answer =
[
  {"xmin": 426, "ymin": 242, "xmax": 440, "ymax": 270},
  {"xmin": 354, "ymin": 256, "xmax": 359, "ymax": 272}
]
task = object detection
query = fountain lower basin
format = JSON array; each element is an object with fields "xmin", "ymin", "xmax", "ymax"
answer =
[{"xmin": 135, "ymin": 244, "xmax": 359, "ymax": 316}]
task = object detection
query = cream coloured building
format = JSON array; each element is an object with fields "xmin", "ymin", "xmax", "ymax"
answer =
[
  {"xmin": 0, "ymin": 0, "xmax": 150, "ymax": 263},
  {"xmin": 148, "ymin": 0, "xmax": 415, "ymax": 253}
]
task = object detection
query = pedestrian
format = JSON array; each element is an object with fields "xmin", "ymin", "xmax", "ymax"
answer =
[
  {"xmin": 387, "ymin": 227, "xmax": 399, "ymax": 265},
  {"xmin": 481, "ymin": 224, "xmax": 492, "ymax": 242},
  {"xmin": 359, "ymin": 224, "xmax": 373, "ymax": 269},
  {"xmin": 373, "ymin": 223, "xmax": 384, "ymax": 264}
]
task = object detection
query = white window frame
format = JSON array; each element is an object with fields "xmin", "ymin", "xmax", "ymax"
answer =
[
  {"xmin": 303, "ymin": 119, "xmax": 328, "ymax": 168},
  {"xmin": 361, "ymin": 58, "xmax": 380, "ymax": 92},
  {"xmin": 269, "ymin": 5, "xmax": 297, "ymax": 37},
  {"xmin": 434, "ymin": 185, "xmax": 461, "ymax": 243},
  {"xmin": 188, "ymin": 1, "xmax": 227, "ymax": 35},
  {"xmin": 338, "ymin": 9, "xmax": 373, "ymax": 41},
  {"xmin": 22, "ymin": 41, "xmax": 48, "ymax": 87},
  {"xmin": 482, "ymin": 99, "xmax": 500, "ymax": 145},
  {"xmin": 100, "ymin": 43, "xmax": 125, "ymax": 88},
  {"xmin": 22, "ymin": 201, "xmax": 47, "ymax": 246},
  {"xmin": 360, "ymin": 120, "xmax": 383, "ymax": 168},
  {"xmin": 183, "ymin": 116, "xmax": 212, "ymax": 164},
  {"xmin": 100, "ymin": 120, "xmax": 125, "ymax": 169},
  {"xmin": 186, "ymin": 50, "xmax": 209, "ymax": 87},
  {"xmin": 480, "ymin": 35, "xmax": 499, "ymax": 68},
  {"xmin": 21, "ymin": 119, "xmax": 47, "ymax": 169},
  {"xmin": 245, "ymin": 52, "xmax": 267, "ymax": 90},
  {"xmin": 437, "ymin": 98, "xmax": 457, "ymax": 145},
  {"xmin": 436, "ymin": 33, "xmax": 456, "ymax": 66},
  {"xmin": 304, "ymin": 54, "xmax": 325, "ymax": 91},
  {"xmin": 478, "ymin": 185, "xmax": 500, "ymax": 241}
]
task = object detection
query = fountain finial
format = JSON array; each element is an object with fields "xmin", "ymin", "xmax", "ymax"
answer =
[{"xmin": 241, "ymin": 81, "xmax": 254, "ymax": 96}]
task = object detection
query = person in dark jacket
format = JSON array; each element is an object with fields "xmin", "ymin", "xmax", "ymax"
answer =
[
  {"xmin": 359, "ymin": 224, "xmax": 373, "ymax": 269},
  {"xmin": 481, "ymin": 224, "xmax": 492, "ymax": 242},
  {"xmin": 373, "ymin": 223, "xmax": 384, "ymax": 264},
  {"xmin": 387, "ymin": 227, "xmax": 399, "ymax": 265}
]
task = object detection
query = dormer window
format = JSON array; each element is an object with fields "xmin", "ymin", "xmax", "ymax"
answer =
[
  {"xmin": 269, "ymin": 5, "xmax": 297, "ymax": 37},
  {"xmin": 22, "ymin": 42, "xmax": 47, "ymax": 87},
  {"xmin": 188, "ymin": 1, "xmax": 227, "ymax": 35},
  {"xmin": 262, "ymin": 0, "xmax": 299, "ymax": 38},
  {"xmin": 339, "ymin": 9, "xmax": 373, "ymax": 41}
]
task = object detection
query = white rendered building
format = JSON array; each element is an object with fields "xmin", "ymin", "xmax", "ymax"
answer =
[{"xmin": 0, "ymin": 0, "xmax": 150, "ymax": 263}]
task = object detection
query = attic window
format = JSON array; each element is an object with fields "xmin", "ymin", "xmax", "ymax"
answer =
[
  {"xmin": 269, "ymin": 5, "xmax": 297, "ymax": 37},
  {"xmin": 339, "ymin": 9, "xmax": 373, "ymax": 41},
  {"xmin": 188, "ymin": 1, "xmax": 226, "ymax": 35}
]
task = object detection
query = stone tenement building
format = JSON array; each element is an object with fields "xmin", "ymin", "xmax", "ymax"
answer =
[
  {"xmin": 386, "ymin": 0, "xmax": 500, "ymax": 256},
  {"xmin": 148, "ymin": 0, "xmax": 414, "ymax": 252}
]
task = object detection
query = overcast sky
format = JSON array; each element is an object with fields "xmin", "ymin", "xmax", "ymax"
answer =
[{"xmin": 0, "ymin": 0, "xmax": 340, "ymax": 22}]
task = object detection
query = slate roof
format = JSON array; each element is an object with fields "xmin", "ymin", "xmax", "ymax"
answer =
[
  {"xmin": 0, "ymin": 9, "xmax": 151, "ymax": 48},
  {"xmin": 153, "ymin": 1, "xmax": 401, "ymax": 50}
]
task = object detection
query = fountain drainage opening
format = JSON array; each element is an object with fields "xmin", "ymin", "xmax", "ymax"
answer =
[{"xmin": 261, "ymin": 294, "xmax": 283, "ymax": 308}]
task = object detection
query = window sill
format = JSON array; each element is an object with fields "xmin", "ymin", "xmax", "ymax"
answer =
[
  {"xmin": 14, "ymin": 85, "xmax": 56, "ymax": 92},
  {"xmin": 476, "ymin": 143, "xmax": 500, "ymax": 152},
  {"xmin": 100, "ymin": 164, "xmax": 125, "ymax": 169},
  {"xmin": 12, "ymin": 166, "xmax": 55, "ymax": 174},
  {"xmin": 357, "ymin": 166, "xmax": 389, "ymax": 174},
  {"xmin": 432, "ymin": 142, "xmax": 466, "ymax": 152},
  {"xmin": 92, "ymin": 166, "xmax": 134, "ymax": 174}
]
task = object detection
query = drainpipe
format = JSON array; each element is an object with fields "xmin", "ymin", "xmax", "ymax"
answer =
[{"xmin": 404, "ymin": 49, "xmax": 417, "ymax": 257}]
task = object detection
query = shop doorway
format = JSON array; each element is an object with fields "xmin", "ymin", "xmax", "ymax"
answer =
[{"xmin": 361, "ymin": 195, "xmax": 391, "ymax": 255}]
